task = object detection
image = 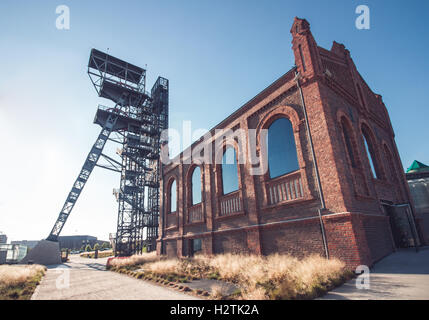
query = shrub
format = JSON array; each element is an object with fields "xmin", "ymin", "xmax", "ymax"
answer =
[{"xmin": 80, "ymin": 250, "xmax": 113, "ymax": 259}]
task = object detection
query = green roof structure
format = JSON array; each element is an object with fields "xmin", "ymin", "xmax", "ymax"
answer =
[{"xmin": 406, "ymin": 160, "xmax": 429, "ymax": 173}]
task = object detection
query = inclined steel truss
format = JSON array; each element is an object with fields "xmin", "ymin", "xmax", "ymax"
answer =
[
  {"xmin": 47, "ymin": 114, "xmax": 119, "ymax": 241},
  {"xmin": 46, "ymin": 49, "xmax": 168, "ymax": 257}
]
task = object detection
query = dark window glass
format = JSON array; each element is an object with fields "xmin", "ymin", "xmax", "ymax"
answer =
[
  {"xmin": 170, "ymin": 180, "xmax": 177, "ymax": 213},
  {"xmin": 222, "ymin": 147, "xmax": 239, "ymax": 194},
  {"xmin": 191, "ymin": 167, "xmax": 202, "ymax": 205},
  {"xmin": 266, "ymin": 118, "xmax": 299, "ymax": 178},
  {"xmin": 193, "ymin": 239, "xmax": 202, "ymax": 253}
]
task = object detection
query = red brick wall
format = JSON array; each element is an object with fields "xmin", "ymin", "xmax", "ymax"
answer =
[
  {"xmin": 361, "ymin": 214, "xmax": 395, "ymax": 263},
  {"xmin": 157, "ymin": 17, "xmax": 422, "ymax": 269},
  {"xmin": 323, "ymin": 213, "xmax": 370, "ymax": 267},
  {"xmin": 213, "ymin": 231, "xmax": 249, "ymax": 255},
  {"xmin": 260, "ymin": 218, "xmax": 325, "ymax": 258},
  {"xmin": 165, "ymin": 240, "xmax": 177, "ymax": 258}
]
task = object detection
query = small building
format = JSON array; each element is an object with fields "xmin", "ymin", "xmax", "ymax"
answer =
[
  {"xmin": 0, "ymin": 244, "xmax": 28, "ymax": 264},
  {"xmin": 0, "ymin": 232, "xmax": 7, "ymax": 244},
  {"xmin": 0, "ymin": 250, "xmax": 6, "ymax": 264},
  {"xmin": 406, "ymin": 160, "xmax": 429, "ymax": 240}
]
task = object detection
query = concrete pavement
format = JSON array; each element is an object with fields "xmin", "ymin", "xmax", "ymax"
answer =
[
  {"xmin": 32, "ymin": 255, "xmax": 199, "ymax": 300},
  {"xmin": 321, "ymin": 247, "xmax": 429, "ymax": 300}
]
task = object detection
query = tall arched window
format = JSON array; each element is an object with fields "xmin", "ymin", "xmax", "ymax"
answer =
[
  {"xmin": 222, "ymin": 147, "xmax": 239, "ymax": 194},
  {"xmin": 169, "ymin": 180, "xmax": 177, "ymax": 213},
  {"xmin": 191, "ymin": 166, "xmax": 202, "ymax": 205},
  {"xmin": 266, "ymin": 117, "xmax": 299, "ymax": 178},
  {"xmin": 341, "ymin": 118, "xmax": 357, "ymax": 168},
  {"xmin": 362, "ymin": 127, "xmax": 381, "ymax": 179}
]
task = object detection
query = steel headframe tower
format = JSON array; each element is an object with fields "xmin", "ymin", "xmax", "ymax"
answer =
[{"xmin": 46, "ymin": 49, "xmax": 168, "ymax": 257}]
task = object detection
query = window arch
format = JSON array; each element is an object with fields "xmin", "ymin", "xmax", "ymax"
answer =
[
  {"xmin": 169, "ymin": 179, "xmax": 177, "ymax": 213},
  {"xmin": 266, "ymin": 117, "xmax": 299, "ymax": 179},
  {"xmin": 362, "ymin": 125, "xmax": 382, "ymax": 179},
  {"xmin": 191, "ymin": 166, "xmax": 202, "ymax": 205},
  {"xmin": 221, "ymin": 147, "xmax": 239, "ymax": 194},
  {"xmin": 340, "ymin": 117, "xmax": 358, "ymax": 168}
]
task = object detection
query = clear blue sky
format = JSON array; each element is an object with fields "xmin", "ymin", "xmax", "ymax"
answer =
[{"xmin": 1, "ymin": 0, "xmax": 428, "ymax": 242}]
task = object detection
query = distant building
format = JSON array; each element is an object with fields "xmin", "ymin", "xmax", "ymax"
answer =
[
  {"xmin": 0, "ymin": 232, "xmax": 9, "ymax": 264},
  {"xmin": 58, "ymin": 235, "xmax": 109, "ymax": 250},
  {"xmin": 0, "ymin": 232, "xmax": 7, "ymax": 244},
  {"xmin": 11, "ymin": 240, "xmax": 39, "ymax": 250},
  {"xmin": 0, "ymin": 250, "xmax": 6, "ymax": 264},
  {"xmin": 406, "ymin": 160, "xmax": 429, "ymax": 240}
]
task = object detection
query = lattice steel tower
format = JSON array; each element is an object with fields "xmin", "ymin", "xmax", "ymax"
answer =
[{"xmin": 46, "ymin": 49, "xmax": 168, "ymax": 256}]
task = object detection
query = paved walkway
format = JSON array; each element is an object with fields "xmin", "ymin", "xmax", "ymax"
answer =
[
  {"xmin": 32, "ymin": 255, "xmax": 199, "ymax": 300},
  {"xmin": 321, "ymin": 247, "xmax": 429, "ymax": 300}
]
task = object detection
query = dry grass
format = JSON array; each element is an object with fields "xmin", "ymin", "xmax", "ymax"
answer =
[
  {"xmin": 0, "ymin": 264, "xmax": 46, "ymax": 300},
  {"xmin": 144, "ymin": 259, "xmax": 181, "ymax": 274},
  {"xmin": 210, "ymin": 283, "xmax": 231, "ymax": 300},
  {"xmin": 109, "ymin": 253, "xmax": 350, "ymax": 300},
  {"xmin": 195, "ymin": 253, "xmax": 347, "ymax": 299},
  {"xmin": 108, "ymin": 251, "xmax": 158, "ymax": 268},
  {"xmin": 0, "ymin": 265, "xmax": 45, "ymax": 286}
]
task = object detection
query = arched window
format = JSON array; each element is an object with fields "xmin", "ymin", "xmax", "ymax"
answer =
[
  {"xmin": 191, "ymin": 166, "xmax": 202, "ymax": 205},
  {"xmin": 169, "ymin": 180, "xmax": 177, "ymax": 213},
  {"xmin": 362, "ymin": 127, "xmax": 381, "ymax": 179},
  {"xmin": 266, "ymin": 117, "xmax": 299, "ymax": 179},
  {"xmin": 222, "ymin": 147, "xmax": 239, "ymax": 194},
  {"xmin": 341, "ymin": 118, "xmax": 357, "ymax": 168}
]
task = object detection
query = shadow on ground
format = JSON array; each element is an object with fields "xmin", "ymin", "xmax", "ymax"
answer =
[{"xmin": 320, "ymin": 247, "xmax": 429, "ymax": 300}]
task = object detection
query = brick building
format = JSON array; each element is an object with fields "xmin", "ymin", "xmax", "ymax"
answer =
[
  {"xmin": 157, "ymin": 17, "xmax": 427, "ymax": 268},
  {"xmin": 406, "ymin": 161, "xmax": 429, "ymax": 241}
]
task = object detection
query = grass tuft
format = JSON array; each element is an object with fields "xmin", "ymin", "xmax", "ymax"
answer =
[
  {"xmin": 0, "ymin": 265, "xmax": 46, "ymax": 300},
  {"xmin": 108, "ymin": 252, "xmax": 350, "ymax": 300}
]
